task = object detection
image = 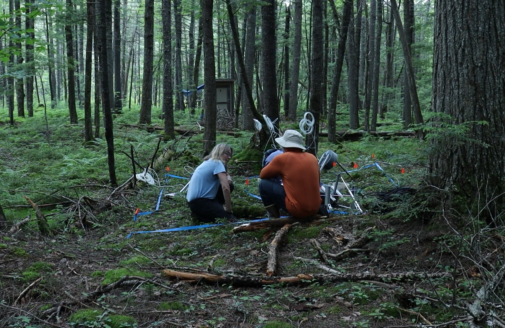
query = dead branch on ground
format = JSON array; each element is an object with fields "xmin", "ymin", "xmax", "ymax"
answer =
[
  {"xmin": 267, "ymin": 224, "xmax": 291, "ymax": 276},
  {"xmin": 233, "ymin": 215, "xmax": 322, "ymax": 233},
  {"xmin": 8, "ymin": 215, "xmax": 31, "ymax": 234},
  {"xmin": 13, "ymin": 277, "xmax": 42, "ymax": 305}
]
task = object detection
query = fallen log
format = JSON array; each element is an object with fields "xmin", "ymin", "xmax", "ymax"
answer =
[
  {"xmin": 320, "ymin": 130, "xmax": 416, "ymax": 141},
  {"xmin": 162, "ymin": 269, "xmax": 450, "ymax": 287},
  {"xmin": 267, "ymin": 224, "xmax": 292, "ymax": 276}
]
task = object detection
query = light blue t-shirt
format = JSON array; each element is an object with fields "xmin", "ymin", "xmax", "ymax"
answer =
[{"xmin": 186, "ymin": 159, "xmax": 227, "ymax": 202}]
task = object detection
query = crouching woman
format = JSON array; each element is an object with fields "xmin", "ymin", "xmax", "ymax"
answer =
[{"xmin": 186, "ymin": 143, "xmax": 237, "ymax": 223}]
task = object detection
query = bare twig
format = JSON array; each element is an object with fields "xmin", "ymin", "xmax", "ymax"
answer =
[
  {"xmin": 13, "ymin": 277, "xmax": 42, "ymax": 306},
  {"xmin": 0, "ymin": 302, "xmax": 64, "ymax": 328}
]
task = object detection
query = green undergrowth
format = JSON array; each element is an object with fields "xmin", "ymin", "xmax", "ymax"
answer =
[{"xmin": 68, "ymin": 308, "xmax": 137, "ymax": 328}]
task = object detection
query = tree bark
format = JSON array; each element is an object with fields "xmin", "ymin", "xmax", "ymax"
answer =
[
  {"xmin": 174, "ymin": 0, "xmax": 184, "ymax": 111},
  {"xmin": 287, "ymin": 0, "xmax": 302, "ymax": 121},
  {"xmin": 402, "ymin": 0, "xmax": 414, "ymax": 128},
  {"xmin": 370, "ymin": 0, "xmax": 383, "ymax": 131},
  {"xmin": 261, "ymin": 0, "xmax": 279, "ymax": 128},
  {"xmin": 65, "ymin": 0, "xmax": 78, "ymax": 124},
  {"xmin": 190, "ymin": 17, "xmax": 203, "ymax": 111},
  {"xmin": 84, "ymin": 0, "xmax": 94, "ymax": 142},
  {"xmin": 162, "ymin": 0, "xmax": 174, "ymax": 139},
  {"xmin": 25, "ymin": 0, "xmax": 34, "ymax": 117},
  {"xmin": 283, "ymin": 5, "xmax": 290, "ymax": 119},
  {"xmin": 429, "ymin": 0, "xmax": 505, "ymax": 218},
  {"xmin": 201, "ymin": 0, "xmax": 217, "ymax": 154},
  {"xmin": 139, "ymin": 0, "xmax": 154, "ymax": 124},
  {"xmin": 113, "ymin": 0, "xmax": 122, "ymax": 112},
  {"xmin": 241, "ymin": 5, "xmax": 256, "ymax": 130},
  {"xmin": 45, "ymin": 11, "xmax": 56, "ymax": 108},
  {"xmin": 306, "ymin": 0, "xmax": 323, "ymax": 155},
  {"xmin": 390, "ymin": 0, "xmax": 423, "ymax": 127},
  {"xmin": 347, "ymin": 3, "xmax": 360, "ymax": 129},
  {"xmin": 99, "ymin": 0, "xmax": 117, "ymax": 186},
  {"xmin": 328, "ymin": 0, "xmax": 352, "ymax": 143}
]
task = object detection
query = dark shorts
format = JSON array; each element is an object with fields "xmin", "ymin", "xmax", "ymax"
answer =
[
  {"xmin": 258, "ymin": 179, "xmax": 287, "ymax": 211},
  {"xmin": 188, "ymin": 183, "xmax": 236, "ymax": 223}
]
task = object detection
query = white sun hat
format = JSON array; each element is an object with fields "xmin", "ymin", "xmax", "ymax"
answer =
[{"xmin": 275, "ymin": 130, "xmax": 306, "ymax": 150}]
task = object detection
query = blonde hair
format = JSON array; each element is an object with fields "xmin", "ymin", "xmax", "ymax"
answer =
[{"xmin": 206, "ymin": 143, "xmax": 233, "ymax": 162}]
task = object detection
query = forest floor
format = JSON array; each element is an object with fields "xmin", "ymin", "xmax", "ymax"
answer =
[{"xmin": 0, "ymin": 111, "xmax": 503, "ymax": 328}]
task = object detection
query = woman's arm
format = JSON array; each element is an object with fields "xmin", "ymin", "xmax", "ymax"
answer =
[{"xmin": 218, "ymin": 172, "xmax": 233, "ymax": 213}]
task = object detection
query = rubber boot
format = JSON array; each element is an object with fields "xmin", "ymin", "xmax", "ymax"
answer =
[{"xmin": 265, "ymin": 204, "xmax": 280, "ymax": 219}]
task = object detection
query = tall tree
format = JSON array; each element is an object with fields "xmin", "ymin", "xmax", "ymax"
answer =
[
  {"xmin": 190, "ymin": 17, "xmax": 203, "ymax": 111},
  {"xmin": 45, "ymin": 10, "xmax": 56, "ymax": 108},
  {"xmin": 363, "ymin": 0, "xmax": 377, "ymax": 131},
  {"xmin": 7, "ymin": 0, "xmax": 15, "ymax": 125},
  {"xmin": 174, "ymin": 0, "xmax": 184, "ymax": 111},
  {"xmin": 139, "ymin": 0, "xmax": 154, "ymax": 124},
  {"xmin": 306, "ymin": 0, "xmax": 323, "ymax": 155},
  {"xmin": 98, "ymin": 0, "xmax": 117, "ymax": 186},
  {"xmin": 65, "ymin": 0, "xmax": 78, "ymax": 124},
  {"xmin": 402, "ymin": 0, "xmax": 414, "ymax": 128},
  {"xmin": 287, "ymin": 0, "xmax": 302, "ymax": 121},
  {"xmin": 25, "ymin": 0, "xmax": 35, "ymax": 117},
  {"xmin": 347, "ymin": 2, "xmax": 360, "ymax": 129},
  {"xmin": 114, "ymin": 0, "xmax": 122, "ymax": 111},
  {"xmin": 370, "ymin": 0, "xmax": 383, "ymax": 131},
  {"xmin": 162, "ymin": 0, "xmax": 174, "ymax": 138},
  {"xmin": 282, "ymin": 4, "xmax": 290, "ymax": 119},
  {"xmin": 14, "ymin": 0, "xmax": 24, "ymax": 117},
  {"xmin": 261, "ymin": 0, "xmax": 278, "ymax": 127},
  {"xmin": 429, "ymin": 1, "xmax": 505, "ymax": 219},
  {"xmin": 84, "ymin": 0, "xmax": 95, "ymax": 142},
  {"xmin": 201, "ymin": 0, "xmax": 216, "ymax": 154},
  {"xmin": 328, "ymin": 0, "xmax": 352, "ymax": 143},
  {"xmin": 241, "ymin": 5, "xmax": 256, "ymax": 130},
  {"xmin": 391, "ymin": 0, "xmax": 423, "ymax": 127}
]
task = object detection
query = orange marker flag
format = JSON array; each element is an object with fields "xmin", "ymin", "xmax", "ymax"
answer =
[
  {"xmin": 245, "ymin": 178, "xmax": 249, "ymax": 185},
  {"xmin": 353, "ymin": 162, "xmax": 358, "ymax": 169},
  {"xmin": 134, "ymin": 208, "xmax": 140, "ymax": 215},
  {"xmin": 372, "ymin": 154, "xmax": 375, "ymax": 159},
  {"xmin": 332, "ymin": 162, "xmax": 336, "ymax": 167},
  {"xmin": 166, "ymin": 166, "xmax": 170, "ymax": 172},
  {"xmin": 401, "ymin": 168, "xmax": 405, "ymax": 174}
]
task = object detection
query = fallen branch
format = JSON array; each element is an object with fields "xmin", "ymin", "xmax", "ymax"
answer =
[
  {"xmin": 24, "ymin": 196, "xmax": 51, "ymax": 236},
  {"xmin": 310, "ymin": 239, "xmax": 330, "ymax": 264},
  {"xmin": 267, "ymin": 224, "xmax": 291, "ymax": 276},
  {"xmin": 327, "ymin": 248, "xmax": 369, "ymax": 260},
  {"xmin": 396, "ymin": 306, "xmax": 432, "ymax": 325},
  {"xmin": 162, "ymin": 268, "xmax": 450, "ymax": 287},
  {"xmin": 8, "ymin": 215, "xmax": 31, "ymax": 234},
  {"xmin": 233, "ymin": 216, "xmax": 322, "ymax": 233},
  {"xmin": 13, "ymin": 277, "xmax": 42, "ymax": 306},
  {"xmin": 0, "ymin": 302, "xmax": 64, "ymax": 328},
  {"xmin": 346, "ymin": 227, "xmax": 373, "ymax": 249}
]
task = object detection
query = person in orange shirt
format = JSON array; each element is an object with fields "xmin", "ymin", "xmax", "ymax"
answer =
[{"xmin": 259, "ymin": 130, "xmax": 322, "ymax": 218}]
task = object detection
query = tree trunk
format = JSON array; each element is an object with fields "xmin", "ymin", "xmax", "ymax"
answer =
[
  {"xmin": 14, "ymin": 0, "xmax": 25, "ymax": 118},
  {"xmin": 363, "ymin": 0, "xmax": 376, "ymax": 132},
  {"xmin": 429, "ymin": 0, "xmax": 505, "ymax": 218},
  {"xmin": 261, "ymin": 0, "xmax": 279, "ymax": 128},
  {"xmin": 25, "ymin": 0, "xmax": 34, "ymax": 117},
  {"xmin": 201, "ymin": 0, "xmax": 217, "ymax": 154},
  {"xmin": 190, "ymin": 17, "xmax": 203, "ymax": 111},
  {"xmin": 306, "ymin": 0, "xmax": 323, "ymax": 155},
  {"xmin": 370, "ymin": 0, "xmax": 382, "ymax": 131},
  {"xmin": 162, "ymin": 0, "xmax": 174, "ymax": 139},
  {"xmin": 98, "ymin": 0, "xmax": 117, "ymax": 186},
  {"xmin": 347, "ymin": 3, "xmax": 359, "ymax": 129},
  {"xmin": 65, "ymin": 0, "xmax": 78, "ymax": 124},
  {"xmin": 402, "ymin": 0, "xmax": 414, "ymax": 128},
  {"xmin": 390, "ymin": 0, "xmax": 423, "ymax": 127},
  {"xmin": 114, "ymin": 0, "xmax": 122, "ymax": 112},
  {"xmin": 381, "ymin": 3, "xmax": 395, "ymax": 119},
  {"xmin": 283, "ymin": 4, "xmax": 290, "ymax": 119},
  {"xmin": 94, "ymin": 0, "xmax": 101, "ymax": 138},
  {"xmin": 84, "ymin": 0, "xmax": 95, "ymax": 142},
  {"xmin": 328, "ymin": 0, "xmax": 352, "ymax": 143},
  {"xmin": 7, "ymin": 0, "xmax": 15, "ymax": 125},
  {"xmin": 187, "ymin": 0, "xmax": 195, "ymax": 111},
  {"xmin": 45, "ymin": 11, "xmax": 56, "ymax": 108},
  {"xmin": 287, "ymin": 0, "xmax": 302, "ymax": 121},
  {"xmin": 241, "ymin": 6, "xmax": 256, "ymax": 130},
  {"xmin": 139, "ymin": 0, "xmax": 154, "ymax": 124},
  {"xmin": 174, "ymin": 0, "xmax": 184, "ymax": 111}
]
